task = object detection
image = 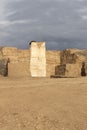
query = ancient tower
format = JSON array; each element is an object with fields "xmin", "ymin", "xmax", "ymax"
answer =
[{"xmin": 30, "ymin": 42, "xmax": 46, "ymax": 77}]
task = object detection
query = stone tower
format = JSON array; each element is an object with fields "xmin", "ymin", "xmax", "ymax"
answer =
[{"xmin": 30, "ymin": 42, "xmax": 46, "ymax": 77}]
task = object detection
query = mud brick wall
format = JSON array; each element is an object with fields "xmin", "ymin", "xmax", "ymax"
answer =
[
  {"xmin": 46, "ymin": 51, "xmax": 60, "ymax": 77},
  {"xmin": 56, "ymin": 63, "xmax": 82, "ymax": 77},
  {"xmin": 18, "ymin": 50, "xmax": 30, "ymax": 63},
  {"xmin": 2, "ymin": 47, "xmax": 18, "ymax": 63},
  {"xmin": 60, "ymin": 49, "xmax": 86, "ymax": 64},
  {"xmin": 0, "ymin": 47, "xmax": 30, "ymax": 77},
  {"xmin": 57, "ymin": 49, "xmax": 87, "ymax": 77},
  {"xmin": 0, "ymin": 46, "xmax": 87, "ymax": 77},
  {"xmin": 8, "ymin": 62, "xmax": 30, "ymax": 77}
]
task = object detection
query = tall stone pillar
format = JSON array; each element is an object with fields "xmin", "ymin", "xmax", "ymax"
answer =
[{"xmin": 30, "ymin": 42, "xmax": 46, "ymax": 77}]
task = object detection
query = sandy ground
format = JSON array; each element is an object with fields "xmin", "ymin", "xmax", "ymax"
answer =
[{"xmin": 0, "ymin": 77, "xmax": 87, "ymax": 130}]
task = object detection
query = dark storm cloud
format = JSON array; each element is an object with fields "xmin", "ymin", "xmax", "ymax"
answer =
[{"xmin": 2, "ymin": 0, "xmax": 87, "ymax": 49}]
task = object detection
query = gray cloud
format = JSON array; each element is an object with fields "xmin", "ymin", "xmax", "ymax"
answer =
[{"xmin": 0, "ymin": 0, "xmax": 87, "ymax": 50}]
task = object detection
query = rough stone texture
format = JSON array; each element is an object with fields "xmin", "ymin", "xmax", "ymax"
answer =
[
  {"xmin": 18, "ymin": 50, "xmax": 30, "ymax": 63},
  {"xmin": 46, "ymin": 51, "xmax": 60, "ymax": 77},
  {"xmin": 60, "ymin": 49, "xmax": 87, "ymax": 64},
  {"xmin": 1, "ymin": 47, "xmax": 30, "ymax": 63},
  {"xmin": 85, "ymin": 63, "xmax": 87, "ymax": 74},
  {"xmin": 0, "ymin": 47, "xmax": 30, "ymax": 77},
  {"xmin": 2, "ymin": 47, "xmax": 18, "ymax": 63},
  {"xmin": 30, "ymin": 42, "xmax": 46, "ymax": 77},
  {"xmin": 0, "ymin": 46, "xmax": 87, "ymax": 77},
  {"xmin": 55, "ymin": 63, "xmax": 82, "ymax": 77},
  {"xmin": 57, "ymin": 49, "xmax": 87, "ymax": 77},
  {"xmin": 0, "ymin": 58, "xmax": 8, "ymax": 76},
  {"xmin": 75, "ymin": 50, "xmax": 87, "ymax": 63},
  {"xmin": 60, "ymin": 49, "xmax": 78, "ymax": 64},
  {"xmin": 0, "ymin": 47, "xmax": 61, "ymax": 77},
  {"xmin": 0, "ymin": 47, "xmax": 3, "ymax": 58}
]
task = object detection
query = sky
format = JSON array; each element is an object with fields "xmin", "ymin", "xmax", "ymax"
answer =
[{"xmin": 0, "ymin": 0, "xmax": 87, "ymax": 50}]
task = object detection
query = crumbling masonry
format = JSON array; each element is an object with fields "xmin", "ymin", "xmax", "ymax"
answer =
[{"xmin": 0, "ymin": 41, "xmax": 87, "ymax": 77}]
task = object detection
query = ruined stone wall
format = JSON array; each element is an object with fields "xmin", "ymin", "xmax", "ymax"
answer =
[
  {"xmin": 46, "ymin": 51, "xmax": 60, "ymax": 77},
  {"xmin": 0, "ymin": 46, "xmax": 87, "ymax": 78},
  {"xmin": 2, "ymin": 47, "xmax": 18, "ymax": 63},
  {"xmin": 1, "ymin": 47, "xmax": 30, "ymax": 63},
  {"xmin": 0, "ymin": 46, "xmax": 61, "ymax": 77},
  {"xmin": 56, "ymin": 49, "xmax": 87, "ymax": 77},
  {"xmin": 56, "ymin": 63, "xmax": 82, "ymax": 77},
  {"xmin": 60, "ymin": 49, "xmax": 86, "ymax": 64},
  {"xmin": 0, "ymin": 47, "xmax": 30, "ymax": 77}
]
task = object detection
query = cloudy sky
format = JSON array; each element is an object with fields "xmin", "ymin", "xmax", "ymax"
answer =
[{"xmin": 0, "ymin": 0, "xmax": 87, "ymax": 50}]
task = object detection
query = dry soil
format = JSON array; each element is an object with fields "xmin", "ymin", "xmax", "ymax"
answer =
[{"xmin": 0, "ymin": 77, "xmax": 87, "ymax": 130}]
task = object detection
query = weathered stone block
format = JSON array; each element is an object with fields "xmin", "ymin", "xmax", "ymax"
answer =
[
  {"xmin": 60, "ymin": 49, "xmax": 87, "ymax": 64},
  {"xmin": 30, "ymin": 42, "xmax": 46, "ymax": 77},
  {"xmin": 2, "ymin": 47, "xmax": 18, "ymax": 63},
  {"xmin": 18, "ymin": 50, "xmax": 30, "ymax": 62},
  {"xmin": 56, "ymin": 63, "xmax": 82, "ymax": 77},
  {"xmin": 0, "ymin": 59, "xmax": 8, "ymax": 76}
]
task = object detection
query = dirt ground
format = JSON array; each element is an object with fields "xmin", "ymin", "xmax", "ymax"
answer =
[{"xmin": 0, "ymin": 77, "xmax": 87, "ymax": 130}]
